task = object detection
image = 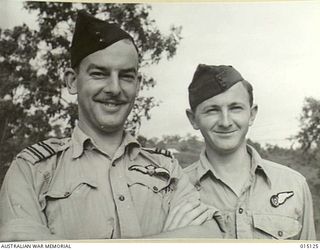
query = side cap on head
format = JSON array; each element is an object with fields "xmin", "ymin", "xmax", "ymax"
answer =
[
  {"xmin": 188, "ymin": 64, "xmax": 245, "ymax": 110},
  {"xmin": 71, "ymin": 10, "xmax": 138, "ymax": 68}
]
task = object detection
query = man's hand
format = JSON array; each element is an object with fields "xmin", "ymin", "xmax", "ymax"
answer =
[{"xmin": 163, "ymin": 199, "xmax": 212, "ymax": 232}]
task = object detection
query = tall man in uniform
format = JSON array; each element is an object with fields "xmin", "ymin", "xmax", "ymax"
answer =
[
  {"xmin": 0, "ymin": 12, "xmax": 222, "ymax": 241},
  {"xmin": 185, "ymin": 64, "xmax": 316, "ymax": 240}
]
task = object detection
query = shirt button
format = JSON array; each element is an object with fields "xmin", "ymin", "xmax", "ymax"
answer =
[
  {"xmin": 112, "ymin": 162, "xmax": 116, "ymax": 167},
  {"xmin": 49, "ymin": 227, "xmax": 55, "ymax": 234},
  {"xmin": 278, "ymin": 231, "xmax": 283, "ymax": 237},
  {"xmin": 153, "ymin": 186, "xmax": 158, "ymax": 191},
  {"xmin": 64, "ymin": 192, "xmax": 70, "ymax": 197},
  {"xmin": 119, "ymin": 195, "xmax": 125, "ymax": 201},
  {"xmin": 238, "ymin": 208, "xmax": 243, "ymax": 214},
  {"xmin": 195, "ymin": 182, "xmax": 201, "ymax": 191}
]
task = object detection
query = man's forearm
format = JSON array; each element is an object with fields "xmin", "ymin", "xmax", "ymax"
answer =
[
  {"xmin": 144, "ymin": 220, "xmax": 224, "ymax": 239},
  {"xmin": 0, "ymin": 219, "xmax": 61, "ymax": 241}
]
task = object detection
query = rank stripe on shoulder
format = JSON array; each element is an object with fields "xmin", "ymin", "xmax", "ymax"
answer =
[
  {"xmin": 18, "ymin": 138, "xmax": 71, "ymax": 164},
  {"xmin": 143, "ymin": 147, "xmax": 173, "ymax": 159},
  {"xmin": 23, "ymin": 147, "xmax": 37, "ymax": 159},
  {"xmin": 157, "ymin": 148, "xmax": 171, "ymax": 157},
  {"xmin": 38, "ymin": 141, "xmax": 55, "ymax": 155},
  {"xmin": 27, "ymin": 145, "xmax": 45, "ymax": 159}
]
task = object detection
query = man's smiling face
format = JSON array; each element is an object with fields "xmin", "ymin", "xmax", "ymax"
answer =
[
  {"xmin": 73, "ymin": 39, "xmax": 140, "ymax": 134},
  {"xmin": 187, "ymin": 82, "xmax": 257, "ymax": 155}
]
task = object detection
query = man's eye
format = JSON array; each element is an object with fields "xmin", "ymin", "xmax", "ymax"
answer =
[
  {"xmin": 90, "ymin": 71, "xmax": 105, "ymax": 77},
  {"xmin": 120, "ymin": 74, "xmax": 135, "ymax": 80},
  {"xmin": 231, "ymin": 106, "xmax": 243, "ymax": 111},
  {"xmin": 206, "ymin": 108, "xmax": 219, "ymax": 113}
]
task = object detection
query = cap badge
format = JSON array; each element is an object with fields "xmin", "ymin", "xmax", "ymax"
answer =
[{"xmin": 270, "ymin": 191, "xmax": 294, "ymax": 207}]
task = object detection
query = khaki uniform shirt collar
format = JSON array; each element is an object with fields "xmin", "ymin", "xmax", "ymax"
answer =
[
  {"xmin": 114, "ymin": 132, "xmax": 141, "ymax": 161},
  {"xmin": 246, "ymin": 145, "xmax": 272, "ymax": 187},
  {"xmin": 71, "ymin": 125, "xmax": 141, "ymax": 160},
  {"xmin": 71, "ymin": 125, "xmax": 90, "ymax": 159},
  {"xmin": 198, "ymin": 149, "xmax": 217, "ymax": 180},
  {"xmin": 197, "ymin": 145, "xmax": 272, "ymax": 187}
]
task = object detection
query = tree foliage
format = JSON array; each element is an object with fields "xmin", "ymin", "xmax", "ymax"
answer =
[
  {"xmin": 294, "ymin": 97, "xmax": 320, "ymax": 152},
  {"xmin": 140, "ymin": 134, "xmax": 204, "ymax": 168},
  {"xmin": 0, "ymin": 2, "xmax": 182, "ymax": 183}
]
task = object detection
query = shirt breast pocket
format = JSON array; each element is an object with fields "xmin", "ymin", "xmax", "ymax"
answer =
[
  {"xmin": 126, "ymin": 171, "xmax": 172, "ymax": 234},
  {"xmin": 42, "ymin": 180, "xmax": 114, "ymax": 239},
  {"xmin": 127, "ymin": 170, "xmax": 170, "ymax": 192},
  {"xmin": 253, "ymin": 213, "xmax": 302, "ymax": 239}
]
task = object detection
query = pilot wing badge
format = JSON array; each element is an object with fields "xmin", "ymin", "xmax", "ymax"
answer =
[
  {"xmin": 129, "ymin": 164, "xmax": 170, "ymax": 181},
  {"xmin": 270, "ymin": 191, "xmax": 294, "ymax": 208}
]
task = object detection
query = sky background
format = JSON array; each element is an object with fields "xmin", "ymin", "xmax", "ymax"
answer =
[{"xmin": 1, "ymin": 0, "xmax": 320, "ymax": 147}]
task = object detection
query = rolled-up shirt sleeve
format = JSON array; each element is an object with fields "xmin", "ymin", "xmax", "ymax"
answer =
[{"xmin": 0, "ymin": 159, "xmax": 56, "ymax": 241}]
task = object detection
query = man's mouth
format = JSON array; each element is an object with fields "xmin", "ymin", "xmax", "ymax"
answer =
[
  {"xmin": 96, "ymin": 100, "xmax": 126, "ymax": 106},
  {"xmin": 103, "ymin": 102, "xmax": 122, "ymax": 107},
  {"xmin": 213, "ymin": 130, "xmax": 237, "ymax": 134},
  {"xmin": 94, "ymin": 99, "xmax": 128, "ymax": 112}
]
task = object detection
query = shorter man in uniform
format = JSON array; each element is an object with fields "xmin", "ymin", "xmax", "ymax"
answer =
[
  {"xmin": 0, "ymin": 12, "xmax": 222, "ymax": 240},
  {"xmin": 184, "ymin": 64, "xmax": 316, "ymax": 240}
]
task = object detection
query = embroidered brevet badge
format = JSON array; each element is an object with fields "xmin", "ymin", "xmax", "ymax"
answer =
[
  {"xmin": 129, "ymin": 164, "xmax": 170, "ymax": 181},
  {"xmin": 270, "ymin": 191, "xmax": 294, "ymax": 207}
]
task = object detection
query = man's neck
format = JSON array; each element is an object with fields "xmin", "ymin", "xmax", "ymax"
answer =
[
  {"xmin": 78, "ymin": 121, "xmax": 124, "ymax": 158},
  {"xmin": 205, "ymin": 143, "xmax": 251, "ymax": 196}
]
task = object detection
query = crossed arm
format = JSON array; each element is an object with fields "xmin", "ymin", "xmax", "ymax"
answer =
[
  {"xmin": 0, "ymin": 159, "xmax": 224, "ymax": 241},
  {"xmin": 149, "ymin": 199, "xmax": 224, "ymax": 238}
]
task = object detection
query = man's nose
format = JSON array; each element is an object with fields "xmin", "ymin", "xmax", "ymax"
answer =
[
  {"xmin": 103, "ymin": 74, "xmax": 121, "ymax": 95},
  {"xmin": 218, "ymin": 110, "xmax": 232, "ymax": 128}
]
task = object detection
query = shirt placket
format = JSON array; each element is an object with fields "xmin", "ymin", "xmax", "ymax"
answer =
[
  {"xmin": 235, "ymin": 176, "xmax": 254, "ymax": 239},
  {"xmin": 109, "ymin": 153, "xmax": 142, "ymax": 238}
]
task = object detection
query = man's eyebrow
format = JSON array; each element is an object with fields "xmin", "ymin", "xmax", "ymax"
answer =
[
  {"xmin": 206, "ymin": 104, "xmax": 220, "ymax": 107},
  {"xmin": 201, "ymin": 104, "xmax": 220, "ymax": 110},
  {"xmin": 119, "ymin": 68, "xmax": 138, "ymax": 74},
  {"xmin": 229, "ymin": 102, "xmax": 245, "ymax": 106},
  {"xmin": 86, "ymin": 63, "xmax": 108, "ymax": 72},
  {"xmin": 85, "ymin": 64, "xmax": 137, "ymax": 74}
]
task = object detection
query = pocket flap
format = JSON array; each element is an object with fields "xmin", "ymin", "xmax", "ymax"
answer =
[
  {"xmin": 253, "ymin": 213, "xmax": 302, "ymax": 239},
  {"xmin": 39, "ymin": 178, "xmax": 97, "ymax": 210},
  {"xmin": 126, "ymin": 168, "xmax": 170, "ymax": 193}
]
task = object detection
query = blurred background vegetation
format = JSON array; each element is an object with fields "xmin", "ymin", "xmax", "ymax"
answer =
[{"xmin": 0, "ymin": 1, "xmax": 319, "ymax": 240}]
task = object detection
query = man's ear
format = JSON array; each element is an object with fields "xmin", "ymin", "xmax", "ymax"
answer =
[
  {"xmin": 64, "ymin": 68, "xmax": 78, "ymax": 95},
  {"xmin": 135, "ymin": 73, "xmax": 142, "ymax": 95},
  {"xmin": 186, "ymin": 108, "xmax": 200, "ymax": 130},
  {"xmin": 249, "ymin": 104, "xmax": 258, "ymax": 126}
]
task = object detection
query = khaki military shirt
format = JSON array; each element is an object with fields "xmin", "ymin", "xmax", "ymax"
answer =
[
  {"xmin": 0, "ymin": 126, "xmax": 200, "ymax": 240},
  {"xmin": 184, "ymin": 146, "xmax": 316, "ymax": 240}
]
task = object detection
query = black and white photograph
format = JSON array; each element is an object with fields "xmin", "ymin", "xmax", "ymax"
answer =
[{"xmin": 0, "ymin": 0, "xmax": 319, "ymax": 243}]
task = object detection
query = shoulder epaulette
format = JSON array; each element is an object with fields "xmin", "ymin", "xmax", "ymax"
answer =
[
  {"xmin": 17, "ymin": 137, "xmax": 71, "ymax": 164},
  {"xmin": 142, "ymin": 147, "xmax": 173, "ymax": 159}
]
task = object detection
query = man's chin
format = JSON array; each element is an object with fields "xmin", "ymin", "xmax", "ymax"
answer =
[
  {"xmin": 210, "ymin": 142, "xmax": 242, "ymax": 155},
  {"xmin": 98, "ymin": 123, "xmax": 125, "ymax": 133}
]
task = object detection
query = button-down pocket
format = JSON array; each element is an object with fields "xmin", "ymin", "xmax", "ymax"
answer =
[
  {"xmin": 126, "ymin": 170, "xmax": 171, "ymax": 235},
  {"xmin": 253, "ymin": 213, "xmax": 302, "ymax": 239},
  {"xmin": 43, "ymin": 180, "xmax": 115, "ymax": 239},
  {"xmin": 126, "ymin": 168, "xmax": 171, "ymax": 194}
]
